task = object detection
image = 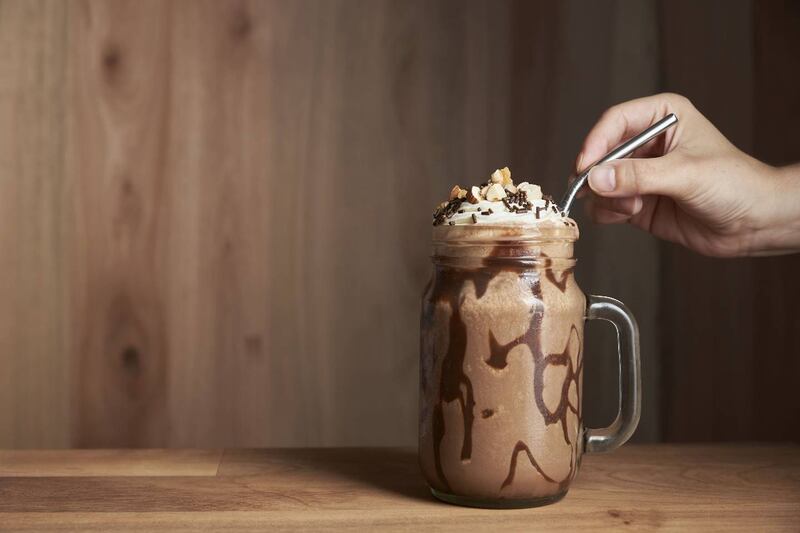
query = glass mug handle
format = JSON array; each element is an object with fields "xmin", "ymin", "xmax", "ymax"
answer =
[{"xmin": 584, "ymin": 295, "xmax": 642, "ymax": 453}]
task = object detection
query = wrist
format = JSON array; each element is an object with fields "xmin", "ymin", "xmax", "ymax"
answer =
[{"xmin": 752, "ymin": 163, "xmax": 800, "ymax": 255}]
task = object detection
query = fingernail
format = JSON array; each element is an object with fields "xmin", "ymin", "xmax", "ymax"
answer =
[{"xmin": 588, "ymin": 165, "xmax": 616, "ymax": 192}]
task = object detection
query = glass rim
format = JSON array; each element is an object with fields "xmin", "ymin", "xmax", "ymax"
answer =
[{"xmin": 430, "ymin": 255, "xmax": 577, "ymax": 268}]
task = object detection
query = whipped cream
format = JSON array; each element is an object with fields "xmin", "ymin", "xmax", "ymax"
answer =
[
  {"xmin": 444, "ymin": 197, "xmax": 565, "ymax": 225},
  {"xmin": 432, "ymin": 167, "xmax": 576, "ymax": 227}
]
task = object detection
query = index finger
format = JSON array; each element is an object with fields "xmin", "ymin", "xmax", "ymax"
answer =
[{"xmin": 576, "ymin": 93, "xmax": 686, "ymax": 172}]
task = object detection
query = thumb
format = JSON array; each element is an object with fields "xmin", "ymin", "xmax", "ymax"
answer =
[{"xmin": 587, "ymin": 156, "xmax": 689, "ymax": 200}]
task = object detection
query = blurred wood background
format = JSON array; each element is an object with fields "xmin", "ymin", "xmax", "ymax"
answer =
[{"xmin": 0, "ymin": 0, "xmax": 797, "ymax": 448}]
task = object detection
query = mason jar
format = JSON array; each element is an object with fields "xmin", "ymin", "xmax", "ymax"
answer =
[{"xmin": 419, "ymin": 223, "xmax": 641, "ymax": 508}]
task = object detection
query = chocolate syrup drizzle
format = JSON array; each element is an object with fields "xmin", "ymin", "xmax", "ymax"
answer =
[
  {"xmin": 485, "ymin": 330, "xmax": 521, "ymax": 370},
  {"xmin": 496, "ymin": 277, "xmax": 582, "ymax": 493},
  {"xmin": 484, "ymin": 277, "xmax": 582, "ymax": 490},
  {"xmin": 542, "ymin": 252, "xmax": 574, "ymax": 293},
  {"xmin": 501, "ymin": 439, "xmax": 575, "ymax": 492},
  {"xmin": 426, "ymin": 267, "xmax": 493, "ymax": 492},
  {"xmin": 423, "ymin": 247, "xmax": 582, "ymax": 495},
  {"xmin": 534, "ymin": 325, "xmax": 583, "ymax": 445},
  {"xmin": 500, "ymin": 441, "xmax": 558, "ymax": 488}
]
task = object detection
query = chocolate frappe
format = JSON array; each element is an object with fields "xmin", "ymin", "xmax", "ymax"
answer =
[{"xmin": 420, "ymin": 167, "xmax": 585, "ymax": 506}]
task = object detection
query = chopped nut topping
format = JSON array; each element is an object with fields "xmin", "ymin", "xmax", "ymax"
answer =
[
  {"xmin": 467, "ymin": 186, "xmax": 481, "ymax": 204},
  {"xmin": 490, "ymin": 169, "xmax": 504, "ymax": 184},
  {"xmin": 485, "ymin": 183, "xmax": 507, "ymax": 201},
  {"xmin": 504, "ymin": 183, "xmax": 517, "ymax": 194},
  {"xmin": 500, "ymin": 167, "xmax": 512, "ymax": 186},
  {"xmin": 517, "ymin": 182, "xmax": 542, "ymax": 200},
  {"xmin": 449, "ymin": 185, "xmax": 462, "ymax": 200}
]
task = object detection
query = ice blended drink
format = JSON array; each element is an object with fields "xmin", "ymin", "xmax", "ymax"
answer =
[{"xmin": 419, "ymin": 167, "xmax": 640, "ymax": 508}]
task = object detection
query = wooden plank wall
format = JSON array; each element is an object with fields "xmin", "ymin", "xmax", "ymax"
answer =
[
  {"xmin": 0, "ymin": 0, "xmax": 662, "ymax": 448},
  {"xmin": 1, "ymin": 0, "xmax": 796, "ymax": 448},
  {"xmin": 0, "ymin": 0, "xmax": 71, "ymax": 447}
]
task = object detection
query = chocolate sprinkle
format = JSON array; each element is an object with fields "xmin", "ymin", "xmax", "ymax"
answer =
[
  {"xmin": 432, "ymin": 197, "xmax": 465, "ymax": 226},
  {"xmin": 502, "ymin": 190, "xmax": 533, "ymax": 213},
  {"xmin": 471, "ymin": 213, "xmax": 478, "ymax": 224}
]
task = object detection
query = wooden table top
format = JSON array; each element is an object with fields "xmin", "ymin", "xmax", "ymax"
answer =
[{"xmin": 1, "ymin": 444, "xmax": 798, "ymax": 531}]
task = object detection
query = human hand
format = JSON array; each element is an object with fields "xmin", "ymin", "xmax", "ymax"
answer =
[{"xmin": 577, "ymin": 93, "xmax": 800, "ymax": 257}]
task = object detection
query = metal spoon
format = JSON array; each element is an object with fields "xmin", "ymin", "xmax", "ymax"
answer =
[{"xmin": 559, "ymin": 113, "xmax": 678, "ymax": 216}]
